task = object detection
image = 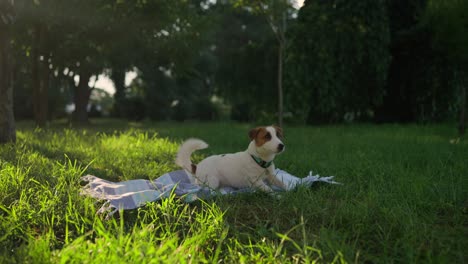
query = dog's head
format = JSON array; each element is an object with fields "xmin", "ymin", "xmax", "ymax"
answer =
[{"xmin": 248, "ymin": 125, "xmax": 285, "ymax": 155}]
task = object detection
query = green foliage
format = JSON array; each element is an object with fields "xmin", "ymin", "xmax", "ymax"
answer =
[
  {"xmin": 287, "ymin": 0, "xmax": 390, "ymax": 123},
  {"xmin": 378, "ymin": 0, "xmax": 433, "ymax": 122},
  {"xmin": 424, "ymin": 0, "xmax": 468, "ymax": 134},
  {"xmin": 0, "ymin": 120, "xmax": 466, "ymax": 262},
  {"xmin": 6, "ymin": 0, "xmax": 468, "ymax": 125},
  {"xmin": 10, "ymin": 0, "xmax": 208, "ymax": 123},
  {"xmin": 211, "ymin": 3, "xmax": 281, "ymax": 122},
  {"xmin": 425, "ymin": 0, "xmax": 468, "ymax": 65}
]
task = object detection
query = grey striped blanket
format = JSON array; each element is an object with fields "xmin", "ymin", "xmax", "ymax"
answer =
[{"xmin": 81, "ymin": 169, "xmax": 339, "ymax": 218}]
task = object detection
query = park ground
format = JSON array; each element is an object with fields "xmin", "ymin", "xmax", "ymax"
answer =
[{"xmin": 0, "ymin": 119, "xmax": 467, "ymax": 263}]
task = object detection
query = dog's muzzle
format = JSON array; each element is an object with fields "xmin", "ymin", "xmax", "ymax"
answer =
[{"xmin": 277, "ymin": 143, "xmax": 285, "ymax": 152}]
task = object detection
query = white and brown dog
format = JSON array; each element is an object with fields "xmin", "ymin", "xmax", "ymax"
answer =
[{"xmin": 176, "ymin": 126, "xmax": 287, "ymax": 192}]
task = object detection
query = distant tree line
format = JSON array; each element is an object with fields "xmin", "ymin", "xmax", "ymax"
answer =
[
  {"xmin": 289, "ymin": 0, "xmax": 467, "ymax": 134},
  {"xmin": 1, "ymin": 0, "xmax": 467, "ymax": 143}
]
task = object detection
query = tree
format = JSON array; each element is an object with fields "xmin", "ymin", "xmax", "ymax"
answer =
[
  {"xmin": 14, "ymin": 0, "xmax": 61, "ymax": 127},
  {"xmin": 9, "ymin": 0, "xmax": 210, "ymax": 124},
  {"xmin": 31, "ymin": 22, "xmax": 50, "ymax": 127},
  {"xmin": 425, "ymin": 0, "xmax": 468, "ymax": 135},
  {"xmin": 206, "ymin": 2, "xmax": 292, "ymax": 123},
  {"xmin": 377, "ymin": 0, "xmax": 446, "ymax": 123},
  {"xmin": 266, "ymin": 0, "xmax": 293, "ymax": 127},
  {"xmin": 0, "ymin": 0, "xmax": 16, "ymax": 144},
  {"xmin": 288, "ymin": 0, "xmax": 390, "ymax": 123},
  {"xmin": 54, "ymin": 1, "xmax": 109, "ymax": 124},
  {"xmin": 232, "ymin": 0, "xmax": 294, "ymax": 126},
  {"xmin": 103, "ymin": 0, "xmax": 208, "ymax": 121},
  {"xmin": 260, "ymin": 0, "xmax": 291, "ymax": 127}
]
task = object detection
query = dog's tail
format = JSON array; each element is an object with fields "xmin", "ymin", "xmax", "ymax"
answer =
[{"xmin": 175, "ymin": 138, "xmax": 208, "ymax": 174}]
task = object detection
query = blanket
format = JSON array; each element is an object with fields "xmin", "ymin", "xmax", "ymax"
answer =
[{"xmin": 81, "ymin": 169, "xmax": 340, "ymax": 218}]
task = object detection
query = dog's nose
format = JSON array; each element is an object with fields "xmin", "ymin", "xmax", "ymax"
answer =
[{"xmin": 277, "ymin": 143, "xmax": 284, "ymax": 152}]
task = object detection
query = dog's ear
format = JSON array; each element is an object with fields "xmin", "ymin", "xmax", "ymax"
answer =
[
  {"xmin": 248, "ymin": 127, "xmax": 260, "ymax": 141},
  {"xmin": 272, "ymin": 125, "xmax": 283, "ymax": 139}
]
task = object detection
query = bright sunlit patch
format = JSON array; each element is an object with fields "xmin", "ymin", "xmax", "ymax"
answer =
[
  {"xmin": 294, "ymin": 0, "xmax": 304, "ymax": 9},
  {"xmin": 125, "ymin": 70, "xmax": 137, "ymax": 86},
  {"xmin": 91, "ymin": 74, "xmax": 115, "ymax": 95},
  {"xmin": 88, "ymin": 70, "xmax": 137, "ymax": 96}
]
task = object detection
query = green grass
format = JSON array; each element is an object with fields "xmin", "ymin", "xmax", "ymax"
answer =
[{"xmin": 1, "ymin": 119, "xmax": 467, "ymax": 263}]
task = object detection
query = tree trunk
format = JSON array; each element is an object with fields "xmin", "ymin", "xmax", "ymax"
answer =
[
  {"xmin": 0, "ymin": 24, "xmax": 16, "ymax": 144},
  {"xmin": 72, "ymin": 71, "xmax": 92, "ymax": 124},
  {"xmin": 277, "ymin": 40, "xmax": 284, "ymax": 128},
  {"xmin": 111, "ymin": 67, "xmax": 126, "ymax": 118},
  {"xmin": 275, "ymin": 11, "xmax": 286, "ymax": 128},
  {"xmin": 459, "ymin": 76, "xmax": 466, "ymax": 136},
  {"xmin": 32, "ymin": 24, "xmax": 49, "ymax": 127}
]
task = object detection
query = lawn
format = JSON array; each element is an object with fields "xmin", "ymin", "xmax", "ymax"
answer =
[{"xmin": 0, "ymin": 119, "xmax": 466, "ymax": 263}]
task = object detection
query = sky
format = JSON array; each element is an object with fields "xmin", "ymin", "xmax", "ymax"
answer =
[{"xmin": 93, "ymin": 0, "xmax": 305, "ymax": 95}]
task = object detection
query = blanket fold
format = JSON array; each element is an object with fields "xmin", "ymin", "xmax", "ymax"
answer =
[{"xmin": 81, "ymin": 169, "xmax": 340, "ymax": 218}]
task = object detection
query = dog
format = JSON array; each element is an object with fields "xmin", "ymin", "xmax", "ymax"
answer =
[{"xmin": 175, "ymin": 126, "xmax": 287, "ymax": 192}]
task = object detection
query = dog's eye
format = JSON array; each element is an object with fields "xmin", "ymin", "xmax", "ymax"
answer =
[{"xmin": 265, "ymin": 133, "xmax": 271, "ymax": 140}]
